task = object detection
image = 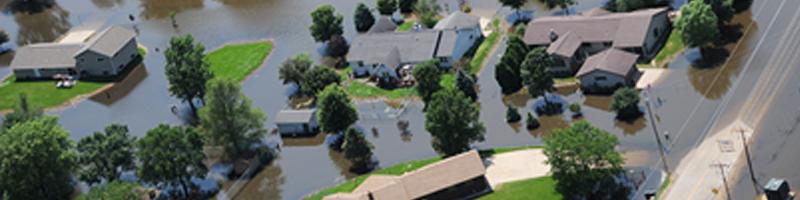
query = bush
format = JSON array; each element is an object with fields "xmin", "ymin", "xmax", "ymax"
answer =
[
  {"xmin": 568, "ymin": 102, "xmax": 582, "ymax": 117},
  {"xmin": 526, "ymin": 112, "xmax": 540, "ymax": 130},
  {"xmin": 611, "ymin": 87, "xmax": 642, "ymax": 120},
  {"xmin": 506, "ymin": 105, "xmax": 522, "ymax": 123},
  {"xmin": 463, "ymin": 5, "xmax": 472, "ymax": 13}
]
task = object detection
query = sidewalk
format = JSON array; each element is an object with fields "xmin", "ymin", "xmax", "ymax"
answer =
[
  {"xmin": 662, "ymin": 120, "xmax": 753, "ymax": 200},
  {"xmin": 484, "ymin": 149, "xmax": 551, "ymax": 188}
]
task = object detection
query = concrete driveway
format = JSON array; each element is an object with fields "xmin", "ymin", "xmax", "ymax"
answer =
[{"xmin": 484, "ymin": 149, "xmax": 551, "ymax": 188}]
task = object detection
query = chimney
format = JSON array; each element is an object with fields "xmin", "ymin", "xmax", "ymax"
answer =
[{"xmin": 549, "ymin": 28, "xmax": 558, "ymax": 42}]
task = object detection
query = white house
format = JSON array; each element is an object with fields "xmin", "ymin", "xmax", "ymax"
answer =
[
  {"xmin": 275, "ymin": 109, "xmax": 319, "ymax": 136},
  {"xmin": 11, "ymin": 26, "xmax": 139, "ymax": 80},
  {"xmin": 576, "ymin": 48, "xmax": 641, "ymax": 93}
]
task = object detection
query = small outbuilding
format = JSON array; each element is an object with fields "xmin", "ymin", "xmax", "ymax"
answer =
[
  {"xmin": 275, "ymin": 109, "xmax": 319, "ymax": 136},
  {"xmin": 576, "ymin": 48, "xmax": 641, "ymax": 93}
]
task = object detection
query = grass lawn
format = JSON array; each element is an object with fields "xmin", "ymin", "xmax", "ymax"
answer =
[
  {"xmin": 439, "ymin": 73, "xmax": 455, "ymax": 89},
  {"xmin": 345, "ymin": 81, "xmax": 416, "ymax": 100},
  {"xmin": 205, "ymin": 41, "xmax": 273, "ymax": 82},
  {"xmin": 554, "ymin": 76, "xmax": 577, "ymax": 85},
  {"xmin": 653, "ymin": 30, "xmax": 684, "ymax": 67},
  {"xmin": 0, "ymin": 76, "xmax": 107, "ymax": 110},
  {"xmin": 469, "ymin": 19, "xmax": 501, "ymax": 74},
  {"xmin": 138, "ymin": 47, "xmax": 146, "ymax": 56},
  {"xmin": 397, "ymin": 20, "xmax": 416, "ymax": 32},
  {"xmin": 478, "ymin": 176, "xmax": 562, "ymax": 200}
]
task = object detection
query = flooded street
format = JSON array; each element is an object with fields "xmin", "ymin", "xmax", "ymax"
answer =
[{"xmin": 0, "ymin": 0, "xmax": 783, "ymax": 199}]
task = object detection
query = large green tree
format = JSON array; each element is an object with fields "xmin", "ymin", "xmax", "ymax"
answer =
[
  {"xmin": 137, "ymin": 124, "xmax": 206, "ymax": 199},
  {"xmin": 2, "ymin": 93, "xmax": 43, "ymax": 129},
  {"xmin": 425, "ymin": 88, "xmax": 485, "ymax": 157},
  {"xmin": 199, "ymin": 78, "xmax": 267, "ymax": 160},
  {"xmin": 674, "ymin": 0, "xmax": 719, "ymax": 48},
  {"xmin": 165, "ymin": 34, "xmax": 214, "ymax": 113},
  {"xmin": 301, "ymin": 66, "xmax": 342, "ymax": 96},
  {"xmin": 317, "ymin": 85, "xmax": 359, "ymax": 134},
  {"xmin": 610, "ymin": 87, "xmax": 641, "ymax": 120},
  {"xmin": 377, "ymin": 0, "xmax": 398, "ymax": 15},
  {"xmin": 495, "ymin": 61, "xmax": 523, "ymax": 95},
  {"xmin": 539, "ymin": 0, "xmax": 577, "ymax": 12},
  {"xmin": 310, "ymin": 4, "xmax": 344, "ymax": 42},
  {"xmin": 279, "ymin": 53, "xmax": 313, "ymax": 87},
  {"xmin": 543, "ymin": 121, "xmax": 625, "ymax": 199},
  {"xmin": 399, "ymin": 0, "xmax": 417, "ymax": 13},
  {"xmin": 77, "ymin": 124, "xmax": 137, "ymax": 185},
  {"xmin": 415, "ymin": 0, "xmax": 442, "ymax": 28},
  {"xmin": 327, "ymin": 34, "xmax": 350, "ymax": 67},
  {"xmin": 520, "ymin": 47, "xmax": 556, "ymax": 108},
  {"xmin": 703, "ymin": 0, "xmax": 734, "ymax": 24},
  {"xmin": 412, "ymin": 60, "xmax": 443, "ymax": 106},
  {"xmin": 494, "ymin": 35, "xmax": 527, "ymax": 95},
  {"xmin": 354, "ymin": 3, "xmax": 376, "ymax": 32},
  {"xmin": 342, "ymin": 127, "xmax": 374, "ymax": 171},
  {"xmin": 455, "ymin": 69, "xmax": 477, "ymax": 101},
  {"xmin": 76, "ymin": 181, "xmax": 144, "ymax": 200},
  {"xmin": 0, "ymin": 117, "xmax": 77, "ymax": 200}
]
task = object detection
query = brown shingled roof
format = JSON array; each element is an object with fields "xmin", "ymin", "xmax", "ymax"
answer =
[
  {"xmin": 576, "ymin": 48, "xmax": 638, "ymax": 77},
  {"xmin": 523, "ymin": 7, "xmax": 668, "ymax": 47},
  {"xmin": 546, "ymin": 31, "xmax": 583, "ymax": 57}
]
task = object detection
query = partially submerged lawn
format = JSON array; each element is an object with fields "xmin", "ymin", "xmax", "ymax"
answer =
[
  {"xmin": 206, "ymin": 41, "xmax": 273, "ymax": 82},
  {"xmin": 397, "ymin": 20, "xmax": 416, "ymax": 32},
  {"xmin": 0, "ymin": 76, "xmax": 107, "ymax": 110},
  {"xmin": 653, "ymin": 30, "xmax": 684, "ymax": 67},
  {"xmin": 345, "ymin": 81, "xmax": 416, "ymax": 100},
  {"xmin": 478, "ymin": 176, "xmax": 562, "ymax": 200},
  {"xmin": 469, "ymin": 19, "xmax": 501, "ymax": 74}
]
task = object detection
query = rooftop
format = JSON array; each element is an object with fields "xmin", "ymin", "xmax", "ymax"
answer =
[
  {"xmin": 274, "ymin": 109, "xmax": 317, "ymax": 124},
  {"xmin": 10, "ymin": 43, "xmax": 83, "ymax": 69},
  {"xmin": 348, "ymin": 30, "xmax": 441, "ymax": 65},
  {"xmin": 576, "ymin": 48, "xmax": 639, "ymax": 77},
  {"xmin": 368, "ymin": 16, "xmax": 398, "ymax": 34},
  {"xmin": 434, "ymin": 11, "xmax": 480, "ymax": 30},
  {"xmin": 78, "ymin": 26, "xmax": 137, "ymax": 57}
]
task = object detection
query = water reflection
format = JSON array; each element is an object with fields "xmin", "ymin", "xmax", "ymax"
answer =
[
  {"xmin": 226, "ymin": 164, "xmax": 285, "ymax": 200},
  {"xmin": 529, "ymin": 115, "xmax": 570, "ymax": 137},
  {"xmin": 328, "ymin": 149, "xmax": 358, "ymax": 178},
  {"xmin": 0, "ymin": 51, "xmax": 12, "ymax": 67},
  {"xmin": 281, "ymin": 133, "xmax": 326, "ymax": 147},
  {"xmin": 583, "ymin": 95, "xmax": 612, "ymax": 111},
  {"xmin": 1, "ymin": 0, "xmax": 55, "ymax": 14},
  {"xmin": 90, "ymin": 64, "xmax": 148, "ymax": 106},
  {"xmin": 12, "ymin": 4, "xmax": 70, "ymax": 45},
  {"xmin": 139, "ymin": 0, "xmax": 203, "ymax": 19},
  {"xmin": 90, "ymin": 0, "xmax": 124, "ymax": 10}
]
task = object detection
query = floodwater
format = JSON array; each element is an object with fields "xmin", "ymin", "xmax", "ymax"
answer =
[{"xmin": 0, "ymin": 0, "xmax": 778, "ymax": 199}]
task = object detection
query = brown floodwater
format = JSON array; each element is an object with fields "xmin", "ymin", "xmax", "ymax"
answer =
[{"xmin": 4, "ymin": 0, "xmax": 784, "ymax": 199}]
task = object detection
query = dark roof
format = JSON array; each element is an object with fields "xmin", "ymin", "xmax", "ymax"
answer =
[
  {"xmin": 435, "ymin": 29, "xmax": 458, "ymax": 58},
  {"xmin": 381, "ymin": 47, "xmax": 402, "ymax": 68},
  {"xmin": 348, "ymin": 31, "xmax": 441, "ymax": 65},
  {"xmin": 434, "ymin": 11, "xmax": 480, "ymax": 30},
  {"xmin": 368, "ymin": 16, "xmax": 398, "ymax": 34},
  {"xmin": 10, "ymin": 43, "xmax": 82, "ymax": 69},
  {"xmin": 577, "ymin": 48, "xmax": 638, "ymax": 77},
  {"xmin": 546, "ymin": 31, "xmax": 582, "ymax": 57},
  {"xmin": 274, "ymin": 109, "xmax": 316, "ymax": 124},
  {"xmin": 77, "ymin": 26, "xmax": 136, "ymax": 57},
  {"xmin": 523, "ymin": 7, "xmax": 668, "ymax": 47}
]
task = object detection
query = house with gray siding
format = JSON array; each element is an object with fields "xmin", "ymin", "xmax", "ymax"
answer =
[
  {"xmin": 576, "ymin": 48, "xmax": 641, "ymax": 93},
  {"xmin": 275, "ymin": 109, "xmax": 319, "ymax": 136},
  {"xmin": 10, "ymin": 26, "xmax": 139, "ymax": 80}
]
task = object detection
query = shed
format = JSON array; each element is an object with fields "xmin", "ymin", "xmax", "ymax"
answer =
[{"xmin": 275, "ymin": 109, "xmax": 318, "ymax": 136}]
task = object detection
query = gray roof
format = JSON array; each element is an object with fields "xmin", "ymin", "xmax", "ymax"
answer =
[
  {"xmin": 434, "ymin": 11, "xmax": 480, "ymax": 30},
  {"xmin": 368, "ymin": 16, "xmax": 398, "ymax": 34},
  {"xmin": 381, "ymin": 47, "xmax": 402, "ymax": 68},
  {"xmin": 77, "ymin": 26, "xmax": 136, "ymax": 57},
  {"xmin": 435, "ymin": 29, "xmax": 458, "ymax": 58},
  {"xmin": 10, "ymin": 43, "xmax": 82, "ymax": 69},
  {"xmin": 577, "ymin": 48, "xmax": 638, "ymax": 77},
  {"xmin": 524, "ymin": 7, "xmax": 668, "ymax": 47},
  {"xmin": 348, "ymin": 31, "xmax": 441, "ymax": 65},
  {"xmin": 274, "ymin": 109, "xmax": 316, "ymax": 124},
  {"xmin": 546, "ymin": 31, "xmax": 582, "ymax": 57}
]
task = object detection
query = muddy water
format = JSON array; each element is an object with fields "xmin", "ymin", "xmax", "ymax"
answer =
[{"xmin": 0, "ymin": 0, "xmax": 766, "ymax": 199}]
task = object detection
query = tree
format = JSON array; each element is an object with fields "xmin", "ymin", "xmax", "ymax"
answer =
[
  {"xmin": 455, "ymin": 69, "xmax": 477, "ymax": 101},
  {"xmin": 610, "ymin": 87, "xmax": 641, "ymax": 120},
  {"xmin": 412, "ymin": 60, "xmax": 442, "ymax": 106},
  {"xmin": 310, "ymin": 4, "xmax": 344, "ymax": 42},
  {"xmin": 76, "ymin": 181, "xmax": 144, "ymax": 200},
  {"xmin": 732, "ymin": 0, "xmax": 752, "ymax": 13},
  {"xmin": 704, "ymin": 0, "xmax": 734, "ymax": 24},
  {"xmin": 415, "ymin": 0, "xmax": 442, "ymax": 28},
  {"xmin": 165, "ymin": 34, "xmax": 213, "ymax": 113},
  {"xmin": 326, "ymin": 34, "xmax": 349, "ymax": 67},
  {"xmin": 526, "ymin": 112, "xmax": 540, "ymax": 130},
  {"xmin": 279, "ymin": 53, "xmax": 313, "ymax": 87},
  {"xmin": 137, "ymin": 124, "xmax": 206, "ymax": 199},
  {"xmin": 0, "ymin": 117, "xmax": 77, "ymax": 200},
  {"xmin": 498, "ymin": 0, "xmax": 526, "ymax": 13},
  {"xmin": 399, "ymin": 0, "xmax": 417, "ymax": 13},
  {"xmin": 494, "ymin": 35, "xmax": 528, "ymax": 95},
  {"xmin": 614, "ymin": 0, "xmax": 659, "ymax": 12},
  {"xmin": 341, "ymin": 127, "xmax": 374, "ymax": 172},
  {"xmin": 674, "ymin": 0, "xmax": 719, "ymax": 48},
  {"xmin": 0, "ymin": 29, "xmax": 8, "ymax": 47},
  {"xmin": 354, "ymin": 3, "xmax": 376, "ymax": 32},
  {"xmin": 543, "ymin": 121, "xmax": 625, "ymax": 199},
  {"xmin": 2, "ymin": 93, "xmax": 43, "ymax": 129},
  {"xmin": 425, "ymin": 88, "xmax": 485, "ymax": 157},
  {"xmin": 495, "ymin": 62, "xmax": 523, "ymax": 94},
  {"xmin": 77, "ymin": 124, "xmax": 137, "ymax": 185},
  {"xmin": 377, "ymin": 0, "xmax": 397, "ymax": 15},
  {"xmin": 199, "ymin": 78, "xmax": 267, "ymax": 160},
  {"xmin": 520, "ymin": 47, "xmax": 557, "ymax": 112},
  {"xmin": 317, "ymin": 85, "xmax": 359, "ymax": 134},
  {"xmin": 568, "ymin": 102, "xmax": 582, "ymax": 117},
  {"xmin": 301, "ymin": 66, "xmax": 342, "ymax": 96},
  {"xmin": 539, "ymin": 0, "xmax": 577, "ymax": 12},
  {"xmin": 506, "ymin": 105, "xmax": 521, "ymax": 123}
]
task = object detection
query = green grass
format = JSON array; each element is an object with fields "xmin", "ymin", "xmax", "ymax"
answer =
[
  {"xmin": 478, "ymin": 146, "xmax": 541, "ymax": 158},
  {"xmin": 305, "ymin": 157, "xmax": 442, "ymax": 200},
  {"xmin": 397, "ymin": 20, "xmax": 416, "ymax": 32},
  {"xmin": 656, "ymin": 177, "xmax": 671, "ymax": 200},
  {"xmin": 0, "ymin": 76, "xmax": 107, "ymax": 110},
  {"xmin": 345, "ymin": 81, "xmax": 416, "ymax": 99},
  {"xmin": 137, "ymin": 47, "xmax": 146, "ymax": 56},
  {"xmin": 469, "ymin": 19, "xmax": 501, "ymax": 74},
  {"xmin": 205, "ymin": 41, "xmax": 273, "ymax": 82},
  {"xmin": 439, "ymin": 73, "xmax": 455, "ymax": 89},
  {"xmin": 554, "ymin": 76, "xmax": 577, "ymax": 85},
  {"xmin": 76, "ymin": 181, "xmax": 144, "ymax": 200},
  {"xmin": 653, "ymin": 30, "xmax": 684, "ymax": 67},
  {"xmin": 478, "ymin": 176, "xmax": 562, "ymax": 200}
]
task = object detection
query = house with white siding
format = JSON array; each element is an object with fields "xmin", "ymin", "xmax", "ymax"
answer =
[
  {"xmin": 576, "ymin": 48, "xmax": 641, "ymax": 93},
  {"xmin": 275, "ymin": 109, "xmax": 319, "ymax": 136}
]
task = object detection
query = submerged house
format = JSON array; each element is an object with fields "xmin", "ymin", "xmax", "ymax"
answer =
[
  {"xmin": 576, "ymin": 48, "xmax": 641, "ymax": 93},
  {"xmin": 275, "ymin": 109, "xmax": 319, "ymax": 136},
  {"xmin": 347, "ymin": 12, "xmax": 482, "ymax": 80},
  {"xmin": 324, "ymin": 150, "xmax": 490, "ymax": 200},
  {"xmin": 11, "ymin": 26, "xmax": 139, "ymax": 80},
  {"xmin": 523, "ymin": 7, "xmax": 670, "ymax": 75}
]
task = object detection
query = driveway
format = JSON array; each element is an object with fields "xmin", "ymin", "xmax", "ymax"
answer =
[{"xmin": 484, "ymin": 149, "xmax": 551, "ymax": 188}]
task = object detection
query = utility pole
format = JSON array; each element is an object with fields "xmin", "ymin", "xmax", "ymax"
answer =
[
  {"xmin": 711, "ymin": 162, "xmax": 732, "ymax": 200},
  {"xmin": 645, "ymin": 85, "xmax": 670, "ymax": 174},
  {"xmin": 738, "ymin": 127, "xmax": 761, "ymax": 195}
]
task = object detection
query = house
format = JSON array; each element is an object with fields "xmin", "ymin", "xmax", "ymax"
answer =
[
  {"xmin": 523, "ymin": 7, "xmax": 670, "ymax": 75},
  {"xmin": 347, "ymin": 12, "xmax": 482, "ymax": 80},
  {"xmin": 576, "ymin": 48, "xmax": 641, "ymax": 93},
  {"xmin": 275, "ymin": 109, "xmax": 319, "ymax": 136},
  {"xmin": 11, "ymin": 26, "xmax": 139, "ymax": 80},
  {"xmin": 324, "ymin": 150, "xmax": 490, "ymax": 200}
]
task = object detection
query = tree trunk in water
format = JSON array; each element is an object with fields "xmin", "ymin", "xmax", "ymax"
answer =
[
  {"xmin": 187, "ymin": 98, "xmax": 197, "ymax": 114},
  {"xmin": 181, "ymin": 180, "xmax": 190, "ymax": 199}
]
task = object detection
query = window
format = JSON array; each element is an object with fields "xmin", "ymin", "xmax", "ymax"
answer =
[
  {"xmin": 653, "ymin": 28, "xmax": 660, "ymax": 37},
  {"xmin": 595, "ymin": 76, "xmax": 607, "ymax": 81},
  {"xmin": 97, "ymin": 58, "xmax": 105, "ymax": 62}
]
